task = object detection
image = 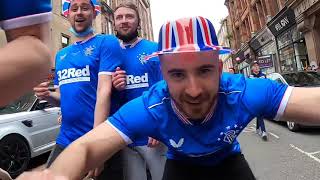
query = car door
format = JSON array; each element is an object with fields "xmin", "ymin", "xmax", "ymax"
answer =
[{"xmin": 23, "ymin": 100, "xmax": 61, "ymax": 155}]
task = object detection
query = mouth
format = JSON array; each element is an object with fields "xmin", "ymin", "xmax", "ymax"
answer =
[{"xmin": 75, "ymin": 18, "xmax": 85, "ymax": 23}]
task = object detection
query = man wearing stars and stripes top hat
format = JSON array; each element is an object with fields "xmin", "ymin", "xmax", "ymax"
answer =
[{"xmin": 17, "ymin": 16, "xmax": 320, "ymax": 180}]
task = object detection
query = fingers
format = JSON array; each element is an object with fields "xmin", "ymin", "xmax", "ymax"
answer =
[
  {"xmin": 112, "ymin": 68, "xmax": 126, "ymax": 91},
  {"xmin": 147, "ymin": 137, "xmax": 160, "ymax": 148}
]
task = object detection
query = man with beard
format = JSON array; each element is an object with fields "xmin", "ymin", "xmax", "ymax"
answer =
[
  {"xmin": 0, "ymin": 0, "xmax": 52, "ymax": 106},
  {"xmin": 17, "ymin": 16, "xmax": 320, "ymax": 180},
  {"xmin": 112, "ymin": 3, "xmax": 166, "ymax": 180},
  {"xmin": 33, "ymin": 0, "xmax": 123, "ymax": 179}
]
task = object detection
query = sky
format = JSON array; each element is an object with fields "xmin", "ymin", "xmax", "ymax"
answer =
[{"xmin": 149, "ymin": 0, "xmax": 229, "ymax": 41}]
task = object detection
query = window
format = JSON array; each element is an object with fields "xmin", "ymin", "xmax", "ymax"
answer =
[{"xmin": 61, "ymin": 34, "xmax": 70, "ymax": 48}]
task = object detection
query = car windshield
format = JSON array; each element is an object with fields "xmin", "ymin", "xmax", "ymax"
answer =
[
  {"xmin": 0, "ymin": 93, "xmax": 37, "ymax": 115},
  {"xmin": 282, "ymin": 72, "xmax": 320, "ymax": 87}
]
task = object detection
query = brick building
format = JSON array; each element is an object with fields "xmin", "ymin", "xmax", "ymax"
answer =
[
  {"xmin": 225, "ymin": 0, "xmax": 287, "ymax": 76},
  {"xmin": 217, "ymin": 16, "xmax": 234, "ymax": 72}
]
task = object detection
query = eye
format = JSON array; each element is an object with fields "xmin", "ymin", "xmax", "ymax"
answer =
[
  {"xmin": 199, "ymin": 68, "xmax": 212, "ymax": 76},
  {"xmin": 170, "ymin": 72, "xmax": 185, "ymax": 80}
]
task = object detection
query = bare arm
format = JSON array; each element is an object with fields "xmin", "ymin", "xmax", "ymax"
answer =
[
  {"xmin": 50, "ymin": 122, "xmax": 126, "ymax": 179},
  {"xmin": 282, "ymin": 87, "xmax": 320, "ymax": 124},
  {"xmin": 93, "ymin": 75, "xmax": 112, "ymax": 127},
  {"xmin": 0, "ymin": 36, "xmax": 51, "ymax": 106}
]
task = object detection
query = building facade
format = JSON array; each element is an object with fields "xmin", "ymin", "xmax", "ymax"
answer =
[
  {"xmin": 217, "ymin": 16, "xmax": 234, "ymax": 72},
  {"xmin": 225, "ymin": 0, "xmax": 287, "ymax": 76},
  {"xmin": 287, "ymin": 0, "xmax": 320, "ymax": 69}
]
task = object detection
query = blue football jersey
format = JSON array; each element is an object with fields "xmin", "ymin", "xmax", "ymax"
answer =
[
  {"xmin": 121, "ymin": 39, "xmax": 162, "ymax": 102},
  {"xmin": 0, "ymin": 0, "xmax": 52, "ymax": 30},
  {"xmin": 114, "ymin": 39, "xmax": 162, "ymax": 146},
  {"xmin": 54, "ymin": 35, "xmax": 122, "ymax": 147},
  {"xmin": 108, "ymin": 73, "xmax": 292, "ymax": 165}
]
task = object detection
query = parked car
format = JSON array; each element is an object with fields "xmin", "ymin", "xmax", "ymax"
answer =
[
  {"xmin": 0, "ymin": 93, "xmax": 60, "ymax": 178},
  {"xmin": 267, "ymin": 71, "xmax": 320, "ymax": 131}
]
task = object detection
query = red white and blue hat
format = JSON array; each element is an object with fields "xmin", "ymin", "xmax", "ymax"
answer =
[
  {"xmin": 62, "ymin": 0, "xmax": 101, "ymax": 17},
  {"xmin": 145, "ymin": 16, "xmax": 231, "ymax": 60}
]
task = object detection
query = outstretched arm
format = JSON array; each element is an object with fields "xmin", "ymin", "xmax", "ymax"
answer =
[
  {"xmin": 50, "ymin": 122, "xmax": 126, "ymax": 180},
  {"xmin": 282, "ymin": 87, "xmax": 320, "ymax": 124}
]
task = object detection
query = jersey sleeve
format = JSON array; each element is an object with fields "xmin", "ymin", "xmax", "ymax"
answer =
[
  {"xmin": 242, "ymin": 78, "xmax": 293, "ymax": 120},
  {"xmin": 107, "ymin": 96, "xmax": 156, "ymax": 145},
  {"xmin": 0, "ymin": 0, "xmax": 52, "ymax": 30},
  {"xmin": 98, "ymin": 36, "xmax": 123, "ymax": 76}
]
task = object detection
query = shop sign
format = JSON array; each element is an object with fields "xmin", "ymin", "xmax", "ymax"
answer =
[
  {"xmin": 268, "ymin": 8, "xmax": 296, "ymax": 37},
  {"xmin": 295, "ymin": 0, "xmax": 319, "ymax": 17},
  {"xmin": 249, "ymin": 28, "xmax": 273, "ymax": 51},
  {"xmin": 257, "ymin": 55, "xmax": 273, "ymax": 68}
]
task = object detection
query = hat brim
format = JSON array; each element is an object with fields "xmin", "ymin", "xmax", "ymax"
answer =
[{"xmin": 144, "ymin": 46, "xmax": 232, "ymax": 61}]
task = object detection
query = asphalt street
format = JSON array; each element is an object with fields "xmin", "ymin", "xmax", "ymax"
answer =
[{"xmin": 239, "ymin": 120, "xmax": 320, "ymax": 180}]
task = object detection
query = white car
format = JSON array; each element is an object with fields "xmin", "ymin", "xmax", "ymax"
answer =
[
  {"xmin": 0, "ymin": 93, "xmax": 60, "ymax": 178},
  {"xmin": 268, "ymin": 71, "xmax": 320, "ymax": 131}
]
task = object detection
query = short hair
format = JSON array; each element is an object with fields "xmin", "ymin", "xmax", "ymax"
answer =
[
  {"xmin": 68, "ymin": 0, "xmax": 95, "ymax": 10},
  {"xmin": 114, "ymin": 2, "xmax": 140, "ymax": 26}
]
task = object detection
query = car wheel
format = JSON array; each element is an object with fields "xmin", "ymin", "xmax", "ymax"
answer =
[
  {"xmin": 287, "ymin": 121, "xmax": 300, "ymax": 132},
  {"xmin": 0, "ymin": 135, "xmax": 30, "ymax": 178}
]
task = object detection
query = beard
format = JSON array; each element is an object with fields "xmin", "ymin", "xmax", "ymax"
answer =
[{"xmin": 116, "ymin": 29, "xmax": 139, "ymax": 43}]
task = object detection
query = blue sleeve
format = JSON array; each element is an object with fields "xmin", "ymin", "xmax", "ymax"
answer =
[
  {"xmin": 242, "ymin": 78, "xmax": 289, "ymax": 119},
  {"xmin": 107, "ymin": 96, "xmax": 156, "ymax": 144},
  {"xmin": 98, "ymin": 36, "xmax": 123, "ymax": 75},
  {"xmin": 0, "ymin": 0, "xmax": 52, "ymax": 30}
]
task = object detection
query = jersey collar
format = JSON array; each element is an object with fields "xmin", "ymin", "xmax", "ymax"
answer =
[
  {"xmin": 119, "ymin": 37, "xmax": 142, "ymax": 49},
  {"xmin": 170, "ymin": 100, "xmax": 215, "ymax": 126}
]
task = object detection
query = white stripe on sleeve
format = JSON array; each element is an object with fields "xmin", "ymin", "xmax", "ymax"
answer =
[
  {"xmin": 107, "ymin": 120, "xmax": 133, "ymax": 145},
  {"xmin": 274, "ymin": 86, "xmax": 294, "ymax": 121}
]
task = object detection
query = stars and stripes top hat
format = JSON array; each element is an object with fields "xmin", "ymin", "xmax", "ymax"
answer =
[
  {"xmin": 62, "ymin": 0, "xmax": 101, "ymax": 17},
  {"xmin": 145, "ymin": 16, "xmax": 231, "ymax": 60}
]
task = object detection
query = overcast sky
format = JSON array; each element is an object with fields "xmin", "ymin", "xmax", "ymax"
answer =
[{"xmin": 149, "ymin": 0, "xmax": 229, "ymax": 41}]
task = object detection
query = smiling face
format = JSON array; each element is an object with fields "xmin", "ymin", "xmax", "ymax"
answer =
[
  {"xmin": 160, "ymin": 51, "xmax": 222, "ymax": 120},
  {"xmin": 114, "ymin": 6, "xmax": 140, "ymax": 42},
  {"xmin": 68, "ymin": 0, "xmax": 95, "ymax": 33}
]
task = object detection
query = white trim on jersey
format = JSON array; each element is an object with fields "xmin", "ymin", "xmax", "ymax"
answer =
[
  {"xmin": 274, "ymin": 86, "xmax": 294, "ymax": 121},
  {"xmin": 0, "ymin": 12, "xmax": 52, "ymax": 30},
  {"xmin": 218, "ymin": 91, "xmax": 242, "ymax": 95},
  {"xmin": 98, "ymin": 72, "xmax": 113, "ymax": 76},
  {"xmin": 148, "ymin": 97, "xmax": 170, "ymax": 109},
  {"xmin": 107, "ymin": 120, "xmax": 133, "ymax": 145}
]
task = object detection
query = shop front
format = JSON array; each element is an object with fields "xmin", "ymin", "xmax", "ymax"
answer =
[
  {"xmin": 234, "ymin": 43, "xmax": 252, "ymax": 77},
  {"xmin": 249, "ymin": 27, "xmax": 278, "ymax": 74},
  {"xmin": 268, "ymin": 7, "xmax": 309, "ymax": 73},
  {"xmin": 291, "ymin": 0, "xmax": 320, "ymax": 69}
]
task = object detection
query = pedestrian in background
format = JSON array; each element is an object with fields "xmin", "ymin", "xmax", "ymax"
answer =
[{"xmin": 249, "ymin": 61, "xmax": 268, "ymax": 141}]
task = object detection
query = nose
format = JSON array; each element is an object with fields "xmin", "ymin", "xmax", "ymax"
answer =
[{"xmin": 185, "ymin": 77, "xmax": 202, "ymax": 99}]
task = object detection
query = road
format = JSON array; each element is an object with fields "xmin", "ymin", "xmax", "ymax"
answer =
[{"xmin": 239, "ymin": 120, "xmax": 320, "ymax": 180}]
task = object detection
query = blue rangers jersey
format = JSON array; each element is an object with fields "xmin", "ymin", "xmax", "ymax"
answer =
[
  {"xmin": 54, "ymin": 35, "xmax": 122, "ymax": 147},
  {"xmin": 108, "ymin": 73, "xmax": 292, "ymax": 165},
  {"xmin": 0, "ymin": 0, "xmax": 52, "ymax": 30}
]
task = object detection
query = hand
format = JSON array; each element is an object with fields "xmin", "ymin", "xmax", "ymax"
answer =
[
  {"xmin": 112, "ymin": 67, "xmax": 126, "ymax": 91},
  {"xmin": 57, "ymin": 115, "xmax": 62, "ymax": 125},
  {"xmin": 33, "ymin": 81, "xmax": 51, "ymax": 100},
  {"xmin": 85, "ymin": 165, "xmax": 104, "ymax": 179},
  {"xmin": 147, "ymin": 137, "xmax": 160, "ymax": 148},
  {"xmin": 16, "ymin": 170, "xmax": 68, "ymax": 180}
]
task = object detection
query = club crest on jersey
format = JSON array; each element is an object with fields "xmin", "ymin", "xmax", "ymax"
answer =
[
  {"xmin": 217, "ymin": 124, "xmax": 243, "ymax": 144},
  {"xmin": 137, "ymin": 52, "xmax": 148, "ymax": 65},
  {"xmin": 84, "ymin": 46, "xmax": 95, "ymax": 56},
  {"xmin": 169, "ymin": 138, "xmax": 184, "ymax": 148}
]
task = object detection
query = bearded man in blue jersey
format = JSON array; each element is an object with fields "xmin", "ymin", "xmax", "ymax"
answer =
[
  {"xmin": 33, "ymin": 0, "xmax": 123, "ymax": 179},
  {"xmin": 0, "ymin": 0, "xmax": 52, "ymax": 106},
  {"xmin": 112, "ymin": 3, "xmax": 166, "ymax": 180},
  {"xmin": 18, "ymin": 16, "xmax": 320, "ymax": 180}
]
